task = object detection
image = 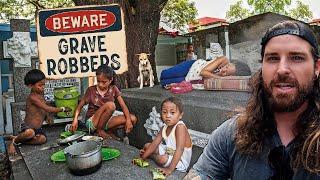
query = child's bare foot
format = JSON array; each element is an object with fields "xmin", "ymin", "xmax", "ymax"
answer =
[
  {"xmin": 107, "ymin": 132, "xmax": 121, "ymax": 141},
  {"xmin": 8, "ymin": 137, "xmax": 22, "ymax": 162},
  {"xmin": 97, "ymin": 130, "xmax": 111, "ymax": 139},
  {"xmin": 8, "ymin": 142, "xmax": 17, "ymax": 156},
  {"xmin": 4, "ymin": 135, "xmax": 15, "ymax": 141}
]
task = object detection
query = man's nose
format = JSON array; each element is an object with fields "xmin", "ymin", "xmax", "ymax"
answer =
[{"xmin": 277, "ymin": 58, "xmax": 290, "ymax": 75}]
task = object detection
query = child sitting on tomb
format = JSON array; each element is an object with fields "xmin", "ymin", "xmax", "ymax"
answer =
[
  {"xmin": 8, "ymin": 69, "xmax": 72, "ymax": 155},
  {"xmin": 69, "ymin": 64, "xmax": 137, "ymax": 139},
  {"xmin": 140, "ymin": 97, "xmax": 192, "ymax": 176}
]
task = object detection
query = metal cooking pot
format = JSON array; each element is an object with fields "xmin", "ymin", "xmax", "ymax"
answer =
[{"xmin": 64, "ymin": 141, "xmax": 102, "ymax": 175}]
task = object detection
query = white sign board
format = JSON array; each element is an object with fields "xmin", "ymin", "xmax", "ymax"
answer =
[{"xmin": 37, "ymin": 4, "xmax": 127, "ymax": 79}]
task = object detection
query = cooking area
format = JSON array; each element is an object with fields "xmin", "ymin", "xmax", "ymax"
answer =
[
  {"xmin": 1, "ymin": 0, "xmax": 319, "ymax": 179},
  {"xmin": 11, "ymin": 125, "xmax": 185, "ymax": 179}
]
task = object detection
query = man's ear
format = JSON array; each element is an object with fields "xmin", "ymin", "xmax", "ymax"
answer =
[{"xmin": 316, "ymin": 59, "xmax": 320, "ymax": 78}]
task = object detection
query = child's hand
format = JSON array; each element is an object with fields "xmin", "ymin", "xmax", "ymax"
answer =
[
  {"xmin": 158, "ymin": 167, "xmax": 173, "ymax": 177},
  {"xmin": 70, "ymin": 120, "xmax": 78, "ymax": 132},
  {"xmin": 45, "ymin": 113, "xmax": 54, "ymax": 125},
  {"xmin": 64, "ymin": 107, "xmax": 72, "ymax": 112},
  {"xmin": 125, "ymin": 119, "xmax": 133, "ymax": 133},
  {"xmin": 139, "ymin": 149, "xmax": 145, "ymax": 157},
  {"xmin": 46, "ymin": 116, "xmax": 54, "ymax": 125}
]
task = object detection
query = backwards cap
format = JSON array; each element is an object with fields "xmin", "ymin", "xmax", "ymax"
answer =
[{"xmin": 261, "ymin": 21, "xmax": 319, "ymax": 60}]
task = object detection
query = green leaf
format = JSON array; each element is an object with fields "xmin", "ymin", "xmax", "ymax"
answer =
[
  {"xmin": 161, "ymin": 0, "xmax": 198, "ymax": 32},
  {"xmin": 226, "ymin": 0, "xmax": 312, "ymax": 22}
]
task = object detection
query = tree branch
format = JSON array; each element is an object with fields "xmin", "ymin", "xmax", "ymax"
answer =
[
  {"xmin": 158, "ymin": 0, "xmax": 168, "ymax": 12},
  {"xmin": 27, "ymin": 0, "xmax": 45, "ymax": 9}
]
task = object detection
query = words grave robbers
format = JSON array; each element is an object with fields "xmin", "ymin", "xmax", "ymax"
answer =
[{"xmin": 37, "ymin": 4, "xmax": 128, "ymax": 79}]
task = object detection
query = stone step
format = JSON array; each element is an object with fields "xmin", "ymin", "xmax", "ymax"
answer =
[{"xmin": 121, "ymin": 86, "xmax": 249, "ymax": 166}]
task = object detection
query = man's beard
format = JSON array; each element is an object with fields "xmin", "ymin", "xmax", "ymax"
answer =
[{"xmin": 263, "ymin": 74, "xmax": 314, "ymax": 112}]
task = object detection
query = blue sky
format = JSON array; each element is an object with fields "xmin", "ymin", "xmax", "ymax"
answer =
[{"xmin": 193, "ymin": 0, "xmax": 320, "ymax": 20}]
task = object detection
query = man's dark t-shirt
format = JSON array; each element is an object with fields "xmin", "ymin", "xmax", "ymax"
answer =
[{"xmin": 193, "ymin": 116, "xmax": 320, "ymax": 180}]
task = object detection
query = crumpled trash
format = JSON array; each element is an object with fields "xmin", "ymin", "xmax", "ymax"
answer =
[{"xmin": 132, "ymin": 158, "xmax": 149, "ymax": 167}]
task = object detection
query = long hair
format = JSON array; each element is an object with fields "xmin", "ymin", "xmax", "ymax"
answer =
[
  {"xmin": 235, "ymin": 70, "xmax": 320, "ymax": 173},
  {"xmin": 235, "ymin": 70, "xmax": 271, "ymax": 155},
  {"xmin": 235, "ymin": 20, "xmax": 320, "ymax": 173},
  {"xmin": 293, "ymin": 74, "xmax": 320, "ymax": 173}
]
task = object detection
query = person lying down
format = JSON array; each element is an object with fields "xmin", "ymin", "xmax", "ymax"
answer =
[{"xmin": 184, "ymin": 56, "xmax": 251, "ymax": 89}]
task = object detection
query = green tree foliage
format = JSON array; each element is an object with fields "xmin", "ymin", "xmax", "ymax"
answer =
[
  {"xmin": 226, "ymin": 0, "xmax": 313, "ymax": 23},
  {"xmin": 226, "ymin": 1, "xmax": 251, "ymax": 22},
  {"xmin": 289, "ymin": 0, "xmax": 313, "ymax": 22},
  {"xmin": 247, "ymin": 0, "xmax": 291, "ymax": 14},
  {"xmin": 0, "ymin": 0, "xmax": 197, "ymax": 31},
  {"xmin": 161, "ymin": 0, "xmax": 198, "ymax": 32},
  {"xmin": 0, "ymin": 0, "xmax": 74, "ymax": 23}
]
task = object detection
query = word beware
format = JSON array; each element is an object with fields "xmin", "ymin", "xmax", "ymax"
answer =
[{"xmin": 45, "ymin": 10, "xmax": 116, "ymax": 33}]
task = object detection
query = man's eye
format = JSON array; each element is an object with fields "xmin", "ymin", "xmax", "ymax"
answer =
[
  {"xmin": 291, "ymin": 56, "xmax": 304, "ymax": 61},
  {"xmin": 266, "ymin": 56, "xmax": 279, "ymax": 61}
]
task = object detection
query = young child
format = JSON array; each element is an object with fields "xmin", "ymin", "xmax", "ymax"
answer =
[
  {"xmin": 140, "ymin": 97, "xmax": 192, "ymax": 176},
  {"xmin": 8, "ymin": 69, "xmax": 71, "ymax": 155},
  {"xmin": 70, "ymin": 64, "xmax": 137, "ymax": 139},
  {"xmin": 186, "ymin": 44, "xmax": 197, "ymax": 60}
]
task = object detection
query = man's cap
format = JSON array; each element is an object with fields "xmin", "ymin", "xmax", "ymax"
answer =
[{"xmin": 261, "ymin": 21, "xmax": 319, "ymax": 59}]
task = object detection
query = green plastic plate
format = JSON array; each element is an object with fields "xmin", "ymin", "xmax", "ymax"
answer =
[
  {"xmin": 102, "ymin": 148, "xmax": 121, "ymax": 161},
  {"xmin": 50, "ymin": 148, "xmax": 120, "ymax": 163},
  {"xmin": 50, "ymin": 150, "xmax": 65, "ymax": 162}
]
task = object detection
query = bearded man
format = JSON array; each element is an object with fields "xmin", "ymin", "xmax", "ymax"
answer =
[{"xmin": 184, "ymin": 21, "xmax": 320, "ymax": 180}]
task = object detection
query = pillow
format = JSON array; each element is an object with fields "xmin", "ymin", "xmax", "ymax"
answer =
[{"xmin": 204, "ymin": 76, "xmax": 251, "ymax": 91}]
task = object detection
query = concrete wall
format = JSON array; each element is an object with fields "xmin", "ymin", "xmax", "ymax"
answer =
[
  {"xmin": 228, "ymin": 13, "xmax": 295, "ymax": 44},
  {"xmin": 155, "ymin": 44, "xmax": 177, "ymax": 66},
  {"xmin": 188, "ymin": 26, "xmax": 228, "ymax": 59},
  {"xmin": 228, "ymin": 13, "xmax": 295, "ymax": 73},
  {"xmin": 188, "ymin": 13, "xmax": 320, "ymax": 74},
  {"xmin": 230, "ymin": 40, "xmax": 262, "ymax": 73},
  {"xmin": 154, "ymin": 44, "xmax": 177, "ymax": 81},
  {"xmin": 121, "ymin": 86, "xmax": 250, "ymax": 166}
]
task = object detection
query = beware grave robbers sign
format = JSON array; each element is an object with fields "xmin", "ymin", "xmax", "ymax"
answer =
[{"xmin": 37, "ymin": 4, "xmax": 127, "ymax": 79}]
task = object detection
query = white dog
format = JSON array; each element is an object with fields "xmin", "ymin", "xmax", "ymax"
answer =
[{"xmin": 137, "ymin": 53, "xmax": 154, "ymax": 89}]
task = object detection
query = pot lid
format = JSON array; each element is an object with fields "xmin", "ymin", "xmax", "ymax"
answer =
[
  {"xmin": 64, "ymin": 140, "xmax": 101, "ymax": 156},
  {"xmin": 58, "ymin": 131, "xmax": 85, "ymax": 144}
]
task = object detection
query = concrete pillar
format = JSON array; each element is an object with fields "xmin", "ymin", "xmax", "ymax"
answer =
[{"xmin": 10, "ymin": 19, "xmax": 35, "ymax": 102}]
